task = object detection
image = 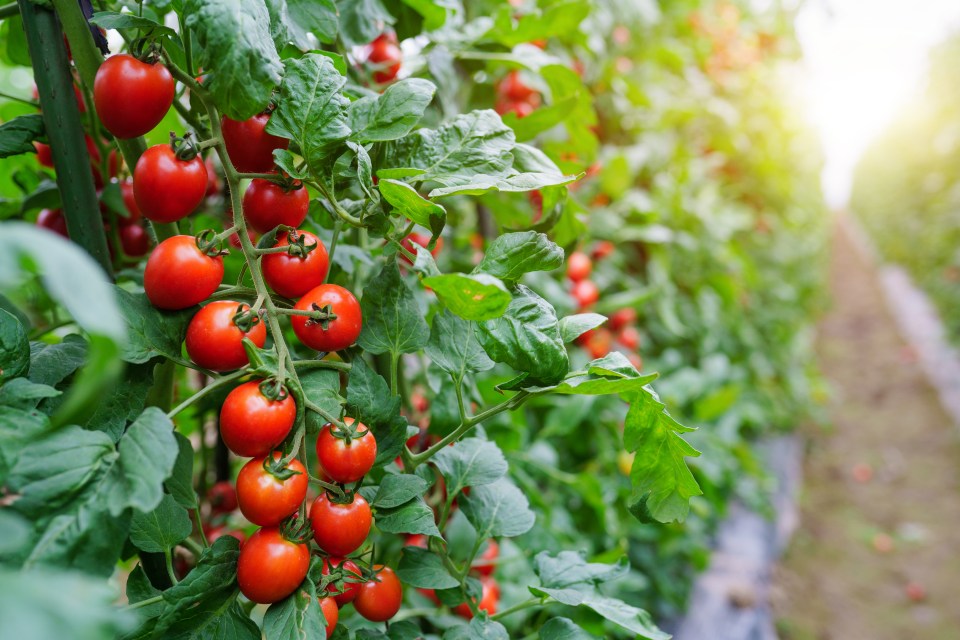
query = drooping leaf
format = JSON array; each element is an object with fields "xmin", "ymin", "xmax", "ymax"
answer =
[
  {"xmin": 89, "ymin": 11, "xmax": 177, "ymax": 38},
  {"xmin": 378, "ymin": 179, "xmax": 446, "ymax": 233},
  {"xmin": 527, "ymin": 588, "xmax": 669, "ymax": 640},
  {"xmin": 533, "ymin": 551, "xmax": 629, "ymax": 589},
  {"xmin": 475, "ymin": 231, "xmax": 564, "ymax": 283},
  {"xmin": 115, "ymin": 287, "xmax": 192, "ymax": 364},
  {"xmin": 358, "ymin": 260, "xmax": 430, "ymax": 356},
  {"xmin": 0, "ymin": 114, "xmax": 45, "ymax": 158},
  {"xmin": 349, "ymin": 79, "xmax": 437, "ymax": 143},
  {"xmin": 422, "ymin": 274, "xmax": 511, "ymax": 322},
  {"xmin": 459, "ymin": 478, "xmax": 535, "ymax": 539}
]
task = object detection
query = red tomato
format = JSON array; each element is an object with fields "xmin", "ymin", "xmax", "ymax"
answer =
[
  {"xmin": 454, "ymin": 576, "xmax": 499, "ymax": 619},
  {"xmin": 628, "ymin": 352, "xmax": 643, "ymax": 370},
  {"xmin": 471, "ymin": 539, "xmax": 499, "ymax": 577},
  {"xmin": 93, "ymin": 55, "xmax": 174, "ymax": 139},
  {"xmin": 236, "ymin": 452, "xmax": 307, "ymax": 526},
  {"xmin": 368, "ymin": 34, "xmax": 402, "ymax": 84},
  {"xmin": 34, "ymin": 142, "xmax": 54, "ymax": 168},
  {"xmin": 495, "ymin": 99, "xmax": 535, "ymax": 118},
  {"xmin": 205, "ymin": 157, "xmax": 220, "ymax": 197},
  {"xmin": 400, "ymin": 233, "xmax": 443, "ymax": 264},
  {"xmin": 581, "ymin": 327, "xmax": 613, "ymax": 359},
  {"xmin": 205, "ymin": 525, "xmax": 246, "ymax": 545},
  {"xmin": 185, "ymin": 301, "xmax": 267, "ymax": 371},
  {"xmin": 319, "ymin": 596, "xmax": 338, "ymax": 638},
  {"xmin": 609, "ymin": 307, "xmax": 637, "ymax": 331},
  {"xmin": 354, "ymin": 565, "xmax": 403, "ymax": 622},
  {"xmin": 316, "ymin": 419, "xmax": 377, "ymax": 484},
  {"xmin": 236, "ymin": 527, "xmax": 310, "ymax": 604},
  {"xmin": 566, "ymin": 251, "xmax": 592, "ymax": 282},
  {"xmin": 571, "ymin": 279, "xmax": 600, "ymax": 308},
  {"xmin": 207, "ymin": 480, "xmax": 238, "ymax": 513},
  {"xmin": 120, "ymin": 179, "xmax": 142, "ymax": 224},
  {"xmin": 291, "ymin": 284, "xmax": 362, "ymax": 352},
  {"xmin": 310, "ymin": 493, "xmax": 372, "ymax": 557},
  {"xmin": 220, "ymin": 381, "xmax": 297, "ymax": 458},
  {"xmin": 242, "ymin": 179, "xmax": 309, "ymax": 234},
  {"xmin": 119, "ymin": 224, "xmax": 150, "ymax": 257},
  {"xmin": 405, "ymin": 534, "xmax": 428, "ymax": 549},
  {"xmin": 261, "ymin": 230, "xmax": 329, "ymax": 299},
  {"xmin": 617, "ymin": 326, "xmax": 640, "ymax": 351},
  {"xmin": 221, "ymin": 113, "xmax": 289, "ymax": 173},
  {"xmin": 322, "ymin": 556, "xmax": 362, "ymax": 606},
  {"xmin": 143, "ymin": 235, "xmax": 224, "ymax": 310},
  {"xmin": 497, "ymin": 71, "xmax": 538, "ymax": 103},
  {"xmin": 36, "ymin": 208, "xmax": 67, "ymax": 237},
  {"xmin": 133, "ymin": 144, "xmax": 208, "ymax": 223}
]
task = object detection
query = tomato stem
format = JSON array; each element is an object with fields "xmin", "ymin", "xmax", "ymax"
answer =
[
  {"xmin": 305, "ymin": 399, "xmax": 347, "ymax": 431},
  {"xmin": 124, "ymin": 595, "xmax": 164, "ymax": 611},
  {"xmin": 489, "ymin": 597, "xmax": 544, "ymax": 621},
  {"xmin": 166, "ymin": 369, "xmax": 247, "ymax": 419},
  {"xmin": 193, "ymin": 508, "xmax": 209, "ymax": 548},
  {"xmin": 291, "ymin": 358, "xmax": 351, "ymax": 372}
]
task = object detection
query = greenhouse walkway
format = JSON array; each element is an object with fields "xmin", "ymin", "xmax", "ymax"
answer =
[{"xmin": 772, "ymin": 219, "xmax": 960, "ymax": 639}]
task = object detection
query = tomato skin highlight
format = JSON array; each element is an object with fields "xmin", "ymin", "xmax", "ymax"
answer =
[
  {"xmin": 207, "ymin": 481, "xmax": 238, "ymax": 513},
  {"xmin": 34, "ymin": 142, "xmax": 53, "ymax": 168},
  {"xmin": 220, "ymin": 381, "xmax": 297, "ymax": 458},
  {"xmin": 236, "ymin": 452, "xmax": 308, "ymax": 526},
  {"xmin": 236, "ymin": 527, "xmax": 310, "ymax": 604},
  {"xmin": 368, "ymin": 34, "xmax": 402, "ymax": 84},
  {"xmin": 242, "ymin": 179, "xmax": 309, "ymax": 234},
  {"xmin": 617, "ymin": 325, "xmax": 641, "ymax": 351},
  {"xmin": 36, "ymin": 208, "xmax": 67, "ymax": 237},
  {"xmin": 497, "ymin": 70, "xmax": 538, "ymax": 103},
  {"xmin": 316, "ymin": 419, "xmax": 377, "ymax": 484},
  {"xmin": 144, "ymin": 235, "xmax": 224, "ymax": 310},
  {"xmin": 119, "ymin": 223, "xmax": 150, "ymax": 257},
  {"xmin": 310, "ymin": 493, "xmax": 372, "ymax": 557},
  {"xmin": 354, "ymin": 565, "xmax": 403, "ymax": 622},
  {"xmin": 566, "ymin": 251, "xmax": 593, "ymax": 282},
  {"xmin": 319, "ymin": 596, "xmax": 339, "ymax": 638},
  {"xmin": 571, "ymin": 279, "xmax": 600, "ymax": 308},
  {"xmin": 221, "ymin": 113, "xmax": 288, "ymax": 173},
  {"xmin": 322, "ymin": 556, "xmax": 362, "ymax": 606},
  {"xmin": 133, "ymin": 145, "xmax": 209, "ymax": 223},
  {"xmin": 261, "ymin": 230, "xmax": 329, "ymax": 299},
  {"xmin": 185, "ymin": 301, "xmax": 266, "ymax": 371},
  {"xmin": 609, "ymin": 307, "xmax": 637, "ymax": 331},
  {"xmin": 93, "ymin": 55, "xmax": 174, "ymax": 139},
  {"xmin": 291, "ymin": 284, "xmax": 362, "ymax": 352}
]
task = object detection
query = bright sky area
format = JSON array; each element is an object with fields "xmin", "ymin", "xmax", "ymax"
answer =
[{"xmin": 795, "ymin": 0, "xmax": 960, "ymax": 207}]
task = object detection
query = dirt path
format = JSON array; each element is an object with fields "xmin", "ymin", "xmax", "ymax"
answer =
[{"xmin": 772, "ymin": 220, "xmax": 960, "ymax": 639}]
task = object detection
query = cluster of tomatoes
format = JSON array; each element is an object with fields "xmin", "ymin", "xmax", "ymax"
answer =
[
  {"xmin": 409, "ymin": 534, "xmax": 501, "ymax": 619},
  {"xmin": 494, "ymin": 70, "xmax": 541, "ymax": 119}
]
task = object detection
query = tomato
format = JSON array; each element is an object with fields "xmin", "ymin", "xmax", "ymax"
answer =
[
  {"xmin": 368, "ymin": 34, "xmax": 401, "ymax": 84},
  {"xmin": 120, "ymin": 179, "xmax": 141, "ymax": 224},
  {"xmin": 628, "ymin": 352, "xmax": 643, "ymax": 370},
  {"xmin": 34, "ymin": 142, "xmax": 53, "ymax": 168},
  {"xmin": 36, "ymin": 208, "xmax": 67, "ymax": 237},
  {"xmin": 291, "ymin": 284, "xmax": 362, "ymax": 352},
  {"xmin": 261, "ymin": 230, "xmax": 329, "ymax": 299},
  {"xmin": 93, "ymin": 54, "xmax": 174, "ymax": 139},
  {"xmin": 454, "ymin": 576, "xmax": 499, "ymax": 619},
  {"xmin": 143, "ymin": 235, "xmax": 224, "ymax": 310},
  {"xmin": 185, "ymin": 301, "xmax": 266, "ymax": 371},
  {"xmin": 236, "ymin": 527, "xmax": 310, "ymax": 604},
  {"xmin": 119, "ymin": 224, "xmax": 150, "ymax": 257},
  {"xmin": 207, "ymin": 481, "xmax": 238, "ymax": 513},
  {"xmin": 571, "ymin": 279, "xmax": 600, "ymax": 308},
  {"xmin": 205, "ymin": 157, "xmax": 220, "ymax": 197},
  {"xmin": 221, "ymin": 113, "xmax": 288, "ymax": 173},
  {"xmin": 494, "ymin": 99, "xmax": 535, "ymax": 118},
  {"xmin": 405, "ymin": 534, "xmax": 428, "ymax": 549},
  {"xmin": 566, "ymin": 251, "xmax": 592, "ymax": 282},
  {"xmin": 309, "ymin": 493, "xmax": 372, "ymax": 557},
  {"xmin": 133, "ymin": 144, "xmax": 209, "ymax": 223},
  {"xmin": 497, "ymin": 70, "xmax": 538, "ymax": 103},
  {"xmin": 321, "ymin": 556, "xmax": 362, "ymax": 606},
  {"xmin": 471, "ymin": 539, "xmax": 499, "ymax": 577},
  {"xmin": 401, "ymin": 233, "xmax": 443, "ymax": 264},
  {"xmin": 236, "ymin": 452, "xmax": 307, "ymax": 526},
  {"xmin": 617, "ymin": 326, "xmax": 640, "ymax": 351},
  {"xmin": 220, "ymin": 381, "xmax": 297, "ymax": 458},
  {"xmin": 316, "ymin": 419, "xmax": 377, "ymax": 484},
  {"xmin": 319, "ymin": 596, "xmax": 339, "ymax": 638},
  {"xmin": 609, "ymin": 307, "xmax": 637, "ymax": 331},
  {"xmin": 354, "ymin": 565, "xmax": 403, "ymax": 622},
  {"xmin": 581, "ymin": 327, "xmax": 613, "ymax": 359},
  {"xmin": 242, "ymin": 179, "xmax": 309, "ymax": 234}
]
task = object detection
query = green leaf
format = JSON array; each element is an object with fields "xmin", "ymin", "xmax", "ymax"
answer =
[
  {"xmin": 476, "ymin": 285, "xmax": 568, "ymax": 384},
  {"xmin": 558, "ymin": 313, "xmax": 606, "ymax": 343},
  {"xmin": 336, "ymin": 0, "xmax": 394, "ymax": 47},
  {"xmin": 492, "ymin": 1, "xmax": 591, "ymax": 47},
  {"xmin": 115, "ymin": 287, "xmax": 192, "ymax": 364},
  {"xmin": 400, "ymin": 0, "xmax": 448, "ymax": 30},
  {"xmin": 349, "ymin": 79, "xmax": 437, "ymax": 143},
  {"xmin": 184, "ymin": 0, "xmax": 284, "ymax": 120},
  {"xmin": 502, "ymin": 96, "xmax": 578, "ymax": 142},
  {"xmin": 0, "ymin": 114, "xmax": 44, "ymax": 158},
  {"xmin": 82, "ymin": 362, "xmax": 154, "ymax": 442},
  {"xmin": 624, "ymin": 389, "xmax": 702, "ymax": 524},
  {"xmin": 525, "ymin": 363, "xmax": 658, "ymax": 396},
  {"xmin": 358, "ymin": 260, "xmax": 429, "ymax": 355},
  {"xmin": 107, "ymin": 407, "xmax": 180, "ymax": 516},
  {"xmin": 375, "ymin": 495, "xmax": 441, "ymax": 536},
  {"xmin": 346, "ymin": 357, "xmax": 408, "ymax": 465},
  {"xmin": 301, "ymin": 368, "xmax": 346, "ymax": 435},
  {"xmin": 459, "ymin": 478, "xmax": 534, "ymax": 539},
  {"xmin": 425, "ymin": 310, "xmax": 494, "ymax": 382},
  {"xmin": 89, "ymin": 11, "xmax": 177, "ymax": 37},
  {"xmin": 27, "ymin": 336, "xmax": 86, "ymax": 387},
  {"xmin": 284, "ymin": 0, "xmax": 338, "ymax": 47},
  {"xmin": 378, "ymin": 179, "xmax": 446, "ymax": 233},
  {"xmin": 527, "ymin": 588, "xmax": 669, "ymax": 640},
  {"xmin": 433, "ymin": 438, "xmax": 507, "ymax": 497},
  {"xmin": 129, "ymin": 494, "xmax": 192, "ymax": 553},
  {"xmin": 397, "ymin": 547, "xmax": 459, "ymax": 589},
  {"xmin": 0, "ymin": 377, "xmax": 60, "ymax": 408},
  {"xmin": 0, "ymin": 406, "xmax": 49, "ymax": 486},
  {"xmin": 126, "ymin": 565, "xmax": 164, "ymax": 618},
  {"xmin": 267, "ymin": 53, "xmax": 350, "ymax": 174},
  {"xmin": 0, "ymin": 308, "xmax": 29, "ymax": 383},
  {"xmin": 538, "ymin": 618, "xmax": 600, "ymax": 640},
  {"xmin": 422, "ymin": 273, "xmax": 511, "ymax": 322},
  {"xmin": 165, "ymin": 432, "xmax": 198, "ymax": 510},
  {"xmin": 533, "ymin": 551, "xmax": 629, "ymax": 589},
  {"xmin": 475, "ymin": 231, "xmax": 564, "ymax": 283},
  {"xmin": 372, "ymin": 473, "xmax": 430, "ymax": 509},
  {"xmin": 443, "ymin": 618, "xmax": 510, "ymax": 640}
]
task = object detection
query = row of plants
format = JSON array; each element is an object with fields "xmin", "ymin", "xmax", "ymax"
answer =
[{"xmin": 0, "ymin": 0, "xmax": 825, "ymax": 638}]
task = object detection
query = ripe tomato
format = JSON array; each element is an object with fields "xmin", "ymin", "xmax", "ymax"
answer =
[
  {"xmin": 497, "ymin": 71, "xmax": 538, "ymax": 103},
  {"xmin": 36, "ymin": 208, "xmax": 67, "ymax": 237},
  {"xmin": 316, "ymin": 419, "xmax": 377, "ymax": 484},
  {"xmin": 143, "ymin": 235, "xmax": 224, "ymax": 310},
  {"xmin": 207, "ymin": 480, "xmax": 238, "ymax": 513},
  {"xmin": 405, "ymin": 534, "xmax": 428, "ymax": 549},
  {"xmin": 322, "ymin": 556, "xmax": 362, "ymax": 606},
  {"xmin": 368, "ymin": 33, "xmax": 401, "ymax": 84},
  {"xmin": 581, "ymin": 327, "xmax": 613, "ymax": 359},
  {"xmin": 571, "ymin": 279, "xmax": 600, "ymax": 308},
  {"xmin": 220, "ymin": 381, "xmax": 297, "ymax": 458},
  {"xmin": 291, "ymin": 284, "xmax": 362, "ymax": 352},
  {"xmin": 261, "ymin": 230, "xmax": 329, "ymax": 299},
  {"xmin": 494, "ymin": 99, "xmax": 535, "ymax": 119},
  {"xmin": 221, "ymin": 113, "xmax": 288, "ymax": 173},
  {"xmin": 242, "ymin": 179, "xmax": 309, "ymax": 234},
  {"xmin": 205, "ymin": 157, "xmax": 220, "ymax": 197},
  {"xmin": 401, "ymin": 233, "xmax": 443, "ymax": 264},
  {"xmin": 185, "ymin": 301, "xmax": 266, "ymax": 371},
  {"xmin": 319, "ymin": 596, "xmax": 338, "ymax": 638},
  {"xmin": 34, "ymin": 142, "xmax": 53, "ymax": 168},
  {"xmin": 93, "ymin": 55, "xmax": 174, "ymax": 139},
  {"xmin": 120, "ymin": 179, "xmax": 141, "ymax": 224},
  {"xmin": 471, "ymin": 539, "xmax": 499, "ymax": 577},
  {"xmin": 566, "ymin": 251, "xmax": 592, "ymax": 282},
  {"xmin": 617, "ymin": 326, "xmax": 640, "ymax": 351},
  {"xmin": 609, "ymin": 307, "xmax": 637, "ymax": 331},
  {"xmin": 592, "ymin": 241, "xmax": 616, "ymax": 261},
  {"xmin": 236, "ymin": 452, "xmax": 307, "ymax": 526},
  {"xmin": 236, "ymin": 527, "xmax": 310, "ymax": 604},
  {"xmin": 454, "ymin": 576, "xmax": 499, "ymax": 619},
  {"xmin": 119, "ymin": 224, "xmax": 150, "ymax": 257},
  {"xmin": 310, "ymin": 493, "xmax": 372, "ymax": 557},
  {"xmin": 133, "ymin": 144, "xmax": 208, "ymax": 223},
  {"xmin": 354, "ymin": 565, "xmax": 403, "ymax": 622}
]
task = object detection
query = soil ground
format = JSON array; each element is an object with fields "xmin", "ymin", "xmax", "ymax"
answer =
[{"xmin": 772, "ymin": 221, "xmax": 960, "ymax": 639}]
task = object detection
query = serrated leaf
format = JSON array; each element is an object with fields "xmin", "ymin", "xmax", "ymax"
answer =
[
  {"xmin": 422, "ymin": 273, "xmax": 511, "ymax": 322},
  {"xmin": 349, "ymin": 79, "xmax": 437, "ymax": 143},
  {"xmin": 336, "ymin": 0, "xmax": 394, "ymax": 46},
  {"xmin": 379, "ymin": 179, "xmax": 446, "ymax": 232},
  {"xmin": 108, "ymin": 407, "xmax": 180, "ymax": 516},
  {"xmin": 460, "ymin": 478, "xmax": 534, "ymax": 539},
  {"xmin": 0, "ymin": 308, "xmax": 29, "ymax": 383},
  {"xmin": 82, "ymin": 362, "xmax": 154, "ymax": 442},
  {"xmin": 425, "ymin": 310, "xmax": 494, "ymax": 382},
  {"xmin": 284, "ymin": 0, "xmax": 338, "ymax": 47},
  {"xmin": 27, "ymin": 336, "xmax": 86, "ymax": 387},
  {"xmin": 397, "ymin": 547, "xmax": 459, "ymax": 589},
  {"xmin": 115, "ymin": 287, "xmax": 192, "ymax": 364},
  {"xmin": 375, "ymin": 496, "xmax": 441, "ymax": 536},
  {"xmin": 358, "ymin": 260, "xmax": 429, "ymax": 356},
  {"xmin": 0, "ymin": 114, "xmax": 44, "ymax": 158},
  {"xmin": 373, "ymin": 474, "xmax": 430, "ymax": 509},
  {"xmin": 527, "ymin": 588, "xmax": 669, "ymax": 640},
  {"xmin": 433, "ymin": 438, "xmax": 507, "ymax": 497},
  {"xmin": 89, "ymin": 11, "xmax": 177, "ymax": 37},
  {"xmin": 558, "ymin": 313, "xmax": 607, "ymax": 343},
  {"xmin": 533, "ymin": 551, "xmax": 629, "ymax": 589},
  {"xmin": 346, "ymin": 357, "xmax": 408, "ymax": 465},
  {"xmin": 301, "ymin": 368, "xmax": 345, "ymax": 435},
  {"xmin": 442, "ymin": 617, "xmax": 510, "ymax": 640},
  {"xmin": 475, "ymin": 231, "xmax": 564, "ymax": 283},
  {"xmin": 129, "ymin": 494, "xmax": 192, "ymax": 553},
  {"xmin": 165, "ymin": 432, "xmax": 198, "ymax": 509}
]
